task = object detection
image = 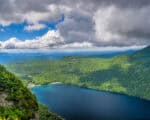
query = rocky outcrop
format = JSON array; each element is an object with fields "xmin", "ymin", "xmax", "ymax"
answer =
[{"xmin": 0, "ymin": 92, "xmax": 13, "ymax": 107}]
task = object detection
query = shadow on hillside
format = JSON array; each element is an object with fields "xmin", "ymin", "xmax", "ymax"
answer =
[{"xmin": 80, "ymin": 65, "xmax": 126, "ymax": 85}]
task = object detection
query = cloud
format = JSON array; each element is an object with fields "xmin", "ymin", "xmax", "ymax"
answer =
[
  {"xmin": 0, "ymin": 0, "xmax": 65, "ymax": 29},
  {"xmin": 0, "ymin": 30, "xmax": 64, "ymax": 49},
  {"xmin": 57, "ymin": 42, "xmax": 94, "ymax": 49},
  {"xmin": 0, "ymin": 29, "xmax": 94, "ymax": 49},
  {"xmin": 93, "ymin": 5, "xmax": 150, "ymax": 45},
  {"xmin": 0, "ymin": 0, "xmax": 150, "ymax": 48},
  {"xmin": 24, "ymin": 23, "xmax": 46, "ymax": 31},
  {"xmin": 57, "ymin": 10, "xmax": 95, "ymax": 43}
]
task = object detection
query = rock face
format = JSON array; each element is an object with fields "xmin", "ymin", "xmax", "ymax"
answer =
[
  {"xmin": 0, "ymin": 92, "xmax": 39, "ymax": 120},
  {"xmin": 0, "ymin": 92, "xmax": 13, "ymax": 107}
]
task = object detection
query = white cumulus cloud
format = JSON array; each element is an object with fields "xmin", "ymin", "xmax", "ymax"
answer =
[{"xmin": 0, "ymin": 30, "xmax": 64, "ymax": 49}]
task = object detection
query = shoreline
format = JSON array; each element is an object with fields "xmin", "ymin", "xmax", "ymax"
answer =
[
  {"xmin": 28, "ymin": 82, "xmax": 150, "ymax": 101},
  {"xmin": 27, "ymin": 82, "xmax": 62, "ymax": 89},
  {"xmin": 50, "ymin": 82, "xmax": 62, "ymax": 85},
  {"xmin": 27, "ymin": 83, "xmax": 37, "ymax": 89}
]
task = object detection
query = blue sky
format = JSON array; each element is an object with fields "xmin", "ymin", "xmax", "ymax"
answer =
[{"xmin": 0, "ymin": 15, "xmax": 64, "ymax": 41}]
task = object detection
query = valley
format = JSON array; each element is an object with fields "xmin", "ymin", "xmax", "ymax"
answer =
[{"xmin": 6, "ymin": 46, "xmax": 150, "ymax": 100}]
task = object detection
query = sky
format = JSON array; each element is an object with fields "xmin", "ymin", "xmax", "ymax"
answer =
[{"xmin": 0, "ymin": 0, "xmax": 150, "ymax": 50}]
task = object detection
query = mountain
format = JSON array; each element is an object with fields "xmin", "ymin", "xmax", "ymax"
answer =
[
  {"xmin": 130, "ymin": 45, "xmax": 150, "ymax": 60},
  {"xmin": 0, "ymin": 65, "xmax": 38, "ymax": 119},
  {"xmin": 7, "ymin": 46, "xmax": 150, "ymax": 100},
  {"xmin": 0, "ymin": 65, "xmax": 63, "ymax": 120}
]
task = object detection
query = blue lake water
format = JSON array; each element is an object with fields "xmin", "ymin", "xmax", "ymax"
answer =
[{"xmin": 31, "ymin": 84, "xmax": 150, "ymax": 120}]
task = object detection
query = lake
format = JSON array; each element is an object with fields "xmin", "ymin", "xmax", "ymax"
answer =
[{"xmin": 31, "ymin": 84, "xmax": 150, "ymax": 120}]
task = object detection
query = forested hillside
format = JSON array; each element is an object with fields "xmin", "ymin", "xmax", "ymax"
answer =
[
  {"xmin": 0, "ymin": 65, "xmax": 38, "ymax": 119},
  {"xmin": 7, "ymin": 46, "xmax": 150, "ymax": 100},
  {"xmin": 0, "ymin": 65, "xmax": 63, "ymax": 120}
]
